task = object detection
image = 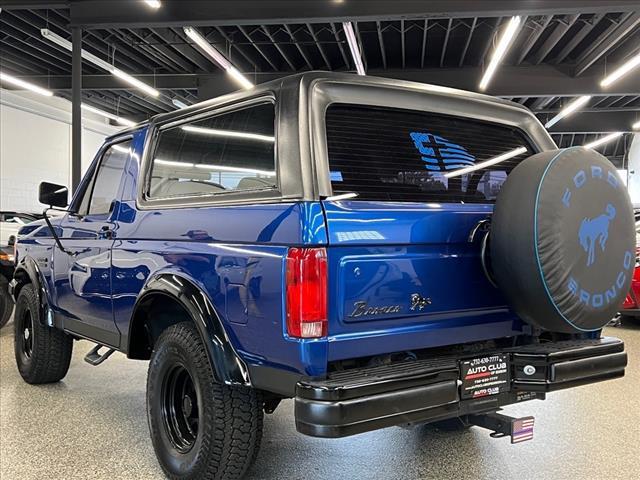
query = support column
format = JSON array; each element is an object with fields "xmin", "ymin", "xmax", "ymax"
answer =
[{"xmin": 71, "ymin": 27, "xmax": 82, "ymax": 191}]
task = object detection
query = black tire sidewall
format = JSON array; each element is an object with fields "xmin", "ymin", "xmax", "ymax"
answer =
[
  {"xmin": 147, "ymin": 324, "xmax": 213, "ymax": 479},
  {"xmin": 14, "ymin": 284, "xmax": 37, "ymax": 374}
]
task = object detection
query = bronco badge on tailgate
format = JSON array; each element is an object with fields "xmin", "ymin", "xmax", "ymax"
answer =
[
  {"xmin": 349, "ymin": 301, "xmax": 402, "ymax": 318},
  {"xmin": 349, "ymin": 293, "xmax": 431, "ymax": 318}
]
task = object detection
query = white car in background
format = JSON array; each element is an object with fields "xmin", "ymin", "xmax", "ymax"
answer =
[{"xmin": 0, "ymin": 211, "xmax": 39, "ymax": 246}]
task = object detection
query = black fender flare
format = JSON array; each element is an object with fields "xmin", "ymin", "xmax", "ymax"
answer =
[
  {"xmin": 129, "ymin": 273, "xmax": 250, "ymax": 386},
  {"xmin": 12, "ymin": 256, "xmax": 50, "ymax": 326}
]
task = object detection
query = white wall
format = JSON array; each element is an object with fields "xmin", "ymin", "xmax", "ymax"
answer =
[
  {"xmin": 0, "ymin": 89, "xmax": 119, "ymax": 213},
  {"xmin": 626, "ymin": 134, "xmax": 640, "ymax": 206}
]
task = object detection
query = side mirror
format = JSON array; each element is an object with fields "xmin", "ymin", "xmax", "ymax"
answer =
[
  {"xmin": 39, "ymin": 182, "xmax": 68, "ymax": 208},
  {"xmin": 7, "ymin": 235, "xmax": 16, "ymax": 247}
]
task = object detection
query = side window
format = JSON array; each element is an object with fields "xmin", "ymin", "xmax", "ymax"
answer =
[
  {"xmin": 147, "ymin": 103, "xmax": 276, "ymax": 200},
  {"xmin": 77, "ymin": 141, "xmax": 132, "ymax": 216}
]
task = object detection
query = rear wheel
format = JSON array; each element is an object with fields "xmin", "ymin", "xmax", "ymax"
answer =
[
  {"xmin": 147, "ymin": 322, "xmax": 263, "ymax": 480},
  {"xmin": 0, "ymin": 275, "xmax": 14, "ymax": 328},
  {"xmin": 14, "ymin": 284, "xmax": 73, "ymax": 384}
]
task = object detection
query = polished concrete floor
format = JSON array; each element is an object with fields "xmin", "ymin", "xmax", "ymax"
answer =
[{"xmin": 1, "ymin": 317, "xmax": 639, "ymax": 480}]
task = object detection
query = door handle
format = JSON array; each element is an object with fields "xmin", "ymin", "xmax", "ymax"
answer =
[{"xmin": 99, "ymin": 225, "xmax": 114, "ymax": 239}]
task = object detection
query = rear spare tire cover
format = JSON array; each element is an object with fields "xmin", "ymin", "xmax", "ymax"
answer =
[{"xmin": 491, "ymin": 147, "xmax": 635, "ymax": 333}]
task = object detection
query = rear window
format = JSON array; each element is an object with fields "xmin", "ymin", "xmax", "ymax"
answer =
[{"xmin": 325, "ymin": 104, "xmax": 534, "ymax": 203}]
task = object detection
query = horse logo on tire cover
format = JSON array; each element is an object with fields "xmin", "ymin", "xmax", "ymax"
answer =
[{"xmin": 578, "ymin": 203, "xmax": 616, "ymax": 267}]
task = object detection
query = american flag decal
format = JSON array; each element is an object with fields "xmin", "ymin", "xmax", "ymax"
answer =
[
  {"xmin": 511, "ymin": 416, "xmax": 535, "ymax": 444},
  {"xmin": 409, "ymin": 132, "xmax": 476, "ymax": 171}
]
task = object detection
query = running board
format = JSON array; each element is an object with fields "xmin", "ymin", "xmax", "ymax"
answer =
[
  {"xmin": 84, "ymin": 344, "xmax": 116, "ymax": 366},
  {"xmin": 465, "ymin": 412, "xmax": 535, "ymax": 444}
]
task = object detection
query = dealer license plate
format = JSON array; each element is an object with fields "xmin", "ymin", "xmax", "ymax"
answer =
[{"xmin": 460, "ymin": 354, "xmax": 510, "ymax": 399}]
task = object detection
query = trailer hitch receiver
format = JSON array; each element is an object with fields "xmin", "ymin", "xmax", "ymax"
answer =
[{"xmin": 465, "ymin": 411, "xmax": 534, "ymax": 444}]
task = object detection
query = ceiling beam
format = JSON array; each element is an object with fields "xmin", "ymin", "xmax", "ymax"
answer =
[
  {"xmin": 534, "ymin": 106, "xmax": 640, "ymax": 114},
  {"xmin": 531, "ymin": 14, "xmax": 579, "ymax": 64},
  {"xmin": 574, "ymin": 12, "xmax": 640, "ymax": 75},
  {"xmin": 516, "ymin": 15, "xmax": 553, "ymax": 65},
  {"xmin": 541, "ymin": 110, "xmax": 639, "ymax": 132},
  {"xmin": 0, "ymin": 1, "xmax": 69, "ymax": 8},
  {"xmin": 63, "ymin": 0, "xmax": 640, "ymax": 29},
  {"xmin": 375, "ymin": 66, "xmax": 640, "ymax": 97},
  {"xmin": 10, "ymin": 65, "xmax": 640, "ymax": 97}
]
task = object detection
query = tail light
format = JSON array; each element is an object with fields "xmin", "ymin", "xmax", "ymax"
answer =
[
  {"xmin": 623, "ymin": 293, "xmax": 635, "ymax": 309},
  {"xmin": 286, "ymin": 247, "xmax": 328, "ymax": 338}
]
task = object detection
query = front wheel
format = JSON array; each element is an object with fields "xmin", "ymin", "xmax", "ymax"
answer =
[
  {"xmin": 147, "ymin": 322, "xmax": 263, "ymax": 480},
  {"xmin": 14, "ymin": 284, "xmax": 73, "ymax": 384}
]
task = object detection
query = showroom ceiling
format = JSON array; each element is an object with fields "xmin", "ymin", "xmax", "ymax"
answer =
[{"xmin": 1, "ymin": 1, "xmax": 639, "ymax": 166}]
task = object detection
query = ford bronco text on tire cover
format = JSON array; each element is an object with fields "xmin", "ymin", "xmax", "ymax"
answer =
[{"xmin": 10, "ymin": 73, "xmax": 632, "ymax": 479}]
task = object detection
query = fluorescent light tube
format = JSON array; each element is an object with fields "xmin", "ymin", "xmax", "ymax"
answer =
[
  {"xmin": 545, "ymin": 95, "xmax": 591, "ymax": 128},
  {"xmin": 182, "ymin": 125, "xmax": 274, "ymax": 142},
  {"xmin": 144, "ymin": 0, "xmax": 161, "ymax": 8},
  {"xmin": 183, "ymin": 27, "xmax": 231, "ymax": 69},
  {"xmin": 444, "ymin": 146, "xmax": 528, "ymax": 178},
  {"xmin": 154, "ymin": 159, "xmax": 187, "ymax": 168},
  {"xmin": 183, "ymin": 27, "xmax": 254, "ymax": 90},
  {"xmin": 326, "ymin": 192, "xmax": 358, "ymax": 201},
  {"xmin": 81, "ymin": 103, "xmax": 136, "ymax": 127},
  {"xmin": 601, "ymin": 53, "xmax": 640, "ymax": 88},
  {"xmin": 112, "ymin": 144, "xmax": 131, "ymax": 153},
  {"xmin": 0, "ymin": 71, "xmax": 53, "ymax": 96},
  {"xmin": 583, "ymin": 132, "xmax": 623, "ymax": 150},
  {"xmin": 479, "ymin": 16, "xmax": 521, "ymax": 91},
  {"xmin": 342, "ymin": 22, "xmax": 365, "ymax": 75},
  {"xmin": 111, "ymin": 68, "xmax": 159, "ymax": 97},
  {"xmin": 632, "ymin": 120, "xmax": 639, "ymax": 130},
  {"xmin": 194, "ymin": 164, "xmax": 275, "ymax": 176},
  {"xmin": 41, "ymin": 28, "xmax": 159, "ymax": 97},
  {"xmin": 226, "ymin": 66, "xmax": 254, "ymax": 90},
  {"xmin": 154, "ymin": 159, "xmax": 275, "ymax": 177},
  {"xmin": 172, "ymin": 98, "xmax": 188, "ymax": 109}
]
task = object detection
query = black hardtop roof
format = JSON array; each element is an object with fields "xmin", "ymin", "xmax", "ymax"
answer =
[{"xmin": 108, "ymin": 71, "xmax": 527, "ymax": 140}]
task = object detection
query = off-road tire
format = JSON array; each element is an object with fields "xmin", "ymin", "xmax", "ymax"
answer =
[
  {"xmin": 147, "ymin": 321, "xmax": 263, "ymax": 480},
  {"xmin": 14, "ymin": 284, "xmax": 73, "ymax": 383},
  {"xmin": 0, "ymin": 275, "xmax": 14, "ymax": 328}
]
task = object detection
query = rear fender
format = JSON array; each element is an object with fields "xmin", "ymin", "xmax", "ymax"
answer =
[{"xmin": 129, "ymin": 273, "xmax": 250, "ymax": 386}]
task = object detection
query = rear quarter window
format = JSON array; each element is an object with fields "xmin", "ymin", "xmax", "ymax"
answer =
[
  {"xmin": 147, "ymin": 103, "xmax": 276, "ymax": 200},
  {"xmin": 325, "ymin": 104, "xmax": 534, "ymax": 203}
]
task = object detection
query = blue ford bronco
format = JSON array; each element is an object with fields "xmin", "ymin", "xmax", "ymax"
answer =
[{"xmin": 10, "ymin": 72, "xmax": 634, "ymax": 479}]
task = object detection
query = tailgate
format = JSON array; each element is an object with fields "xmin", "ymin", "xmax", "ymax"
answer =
[{"xmin": 323, "ymin": 200, "xmax": 523, "ymax": 361}]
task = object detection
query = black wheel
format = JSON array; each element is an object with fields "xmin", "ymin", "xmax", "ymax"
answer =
[
  {"xmin": 14, "ymin": 284, "xmax": 73, "ymax": 384},
  {"xmin": 147, "ymin": 322, "xmax": 263, "ymax": 480},
  {"xmin": 0, "ymin": 275, "xmax": 14, "ymax": 328}
]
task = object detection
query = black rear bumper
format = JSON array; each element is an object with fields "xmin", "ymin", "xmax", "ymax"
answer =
[{"xmin": 295, "ymin": 337, "xmax": 627, "ymax": 438}]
